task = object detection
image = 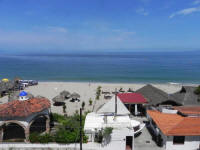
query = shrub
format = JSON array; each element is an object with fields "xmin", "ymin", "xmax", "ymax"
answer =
[
  {"xmin": 29, "ymin": 132, "xmax": 54, "ymax": 143},
  {"xmin": 103, "ymin": 127, "xmax": 113, "ymax": 137},
  {"xmin": 194, "ymin": 86, "xmax": 200, "ymax": 95},
  {"xmin": 30, "ymin": 113, "xmax": 88, "ymax": 144},
  {"xmin": 96, "ymin": 86, "xmax": 102, "ymax": 100},
  {"xmin": 82, "ymin": 101, "xmax": 85, "ymax": 109},
  {"xmin": 63, "ymin": 103, "xmax": 66, "ymax": 113},
  {"xmin": 89, "ymin": 98, "xmax": 93, "ymax": 105},
  {"xmin": 94, "ymin": 130, "xmax": 103, "ymax": 143}
]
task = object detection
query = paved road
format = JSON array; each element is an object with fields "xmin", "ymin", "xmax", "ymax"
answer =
[{"xmin": 133, "ymin": 117, "xmax": 164, "ymax": 150}]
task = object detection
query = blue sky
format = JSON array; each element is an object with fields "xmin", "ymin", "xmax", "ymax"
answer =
[{"xmin": 0, "ymin": 0, "xmax": 200, "ymax": 53}]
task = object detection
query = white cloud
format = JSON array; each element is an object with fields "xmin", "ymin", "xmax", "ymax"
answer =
[
  {"xmin": 0, "ymin": 27, "xmax": 138, "ymax": 51},
  {"xmin": 47, "ymin": 26, "xmax": 68, "ymax": 33},
  {"xmin": 169, "ymin": 7, "xmax": 200, "ymax": 18},
  {"xmin": 112, "ymin": 29, "xmax": 136, "ymax": 35},
  {"xmin": 136, "ymin": 8, "xmax": 149, "ymax": 16},
  {"xmin": 193, "ymin": 0, "xmax": 200, "ymax": 5}
]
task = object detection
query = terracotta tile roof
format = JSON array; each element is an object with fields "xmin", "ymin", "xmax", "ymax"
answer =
[
  {"xmin": 117, "ymin": 93, "xmax": 147, "ymax": 104},
  {"xmin": 174, "ymin": 106, "xmax": 200, "ymax": 115},
  {"xmin": 147, "ymin": 110, "xmax": 200, "ymax": 136},
  {"xmin": 0, "ymin": 98, "xmax": 50, "ymax": 118}
]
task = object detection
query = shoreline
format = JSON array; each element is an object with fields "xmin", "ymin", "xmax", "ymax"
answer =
[{"xmin": 36, "ymin": 81, "xmax": 199, "ymax": 86}]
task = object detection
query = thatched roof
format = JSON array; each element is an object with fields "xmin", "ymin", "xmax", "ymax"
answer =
[
  {"xmin": 52, "ymin": 95, "xmax": 65, "ymax": 102},
  {"xmin": 136, "ymin": 84, "xmax": 170, "ymax": 106},
  {"xmin": 170, "ymin": 86, "xmax": 200, "ymax": 106},
  {"xmin": 60, "ymin": 90, "xmax": 70, "ymax": 98},
  {"xmin": 0, "ymin": 81, "xmax": 15, "ymax": 93},
  {"xmin": 70, "ymin": 92, "xmax": 80, "ymax": 99}
]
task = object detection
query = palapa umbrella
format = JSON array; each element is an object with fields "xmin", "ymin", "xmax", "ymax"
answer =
[
  {"xmin": 70, "ymin": 92, "xmax": 80, "ymax": 100},
  {"xmin": 52, "ymin": 95, "xmax": 65, "ymax": 106},
  {"xmin": 60, "ymin": 90, "xmax": 70, "ymax": 99}
]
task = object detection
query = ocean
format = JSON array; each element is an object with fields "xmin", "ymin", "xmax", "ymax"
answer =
[{"xmin": 0, "ymin": 51, "xmax": 200, "ymax": 84}]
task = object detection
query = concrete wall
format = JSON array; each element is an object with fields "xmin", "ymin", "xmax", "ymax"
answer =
[
  {"xmin": 165, "ymin": 136, "xmax": 200, "ymax": 150},
  {"xmin": 102, "ymin": 128, "xmax": 134, "ymax": 150}
]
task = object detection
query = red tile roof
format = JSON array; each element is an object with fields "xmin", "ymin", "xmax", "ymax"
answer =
[
  {"xmin": 147, "ymin": 110, "xmax": 200, "ymax": 136},
  {"xmin": 117, "ymin": 93, "xmax": 147, "ymax": 104},
  {"xmin": 0, "ymin": 98, "xmax": 50, "ymax": 118},
  {"xmin": 174, "ymin": 106, "xmax": 200, "ymax": 115}
]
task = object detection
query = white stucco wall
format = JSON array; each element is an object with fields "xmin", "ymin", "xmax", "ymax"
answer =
[
  {"xmin": 165, "ymin": 136, "xmax": 200, "ymax": 150},
  {"xmin": 102, "ymin": 128, "xmax": 134, "ymax": 150}
]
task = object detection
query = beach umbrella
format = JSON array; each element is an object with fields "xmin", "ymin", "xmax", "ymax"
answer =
[
  {"xmin": 2, "ymin": 78, "xmax": 9, "ymax": 82},
  {"xmin": 70, "ymin": 92, "xmax": 80, "ymax": 99},
  {"xmin": 60, "ymin": 90, "xmax": 70, "ymax": 99},
  {"xmin": 52, "ymin": 95, "xmax": 65, "ymax": 103}
]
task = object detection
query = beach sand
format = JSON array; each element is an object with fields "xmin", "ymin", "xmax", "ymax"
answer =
[{"xmin": 0, "ymin": 82, "xmax": 187, "ymax": 116}]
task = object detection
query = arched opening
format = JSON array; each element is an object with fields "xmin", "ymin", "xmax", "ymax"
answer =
[
  {"xmin": 3, "ymin": 123, "xmax": 25, "ymax": 142},
  {"xmin": 29, "ymin": 115, "xmax": 48, "ymax": 134}
]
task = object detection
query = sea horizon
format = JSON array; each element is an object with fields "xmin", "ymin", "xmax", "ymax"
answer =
[{"xmin": 1, "ymin": 51, "xmax": 200, "ymax": 84}]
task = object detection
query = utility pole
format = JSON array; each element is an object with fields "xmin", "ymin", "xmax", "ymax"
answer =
[
  {"xmin": 80, "ymin": 108, "xmax": 82, "ymax": 150},
  {"xmin": 115, "ymin": 88, "xmax": 117, "ymax": 117}
]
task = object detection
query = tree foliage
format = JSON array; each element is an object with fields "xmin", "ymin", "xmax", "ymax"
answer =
[
  {"xmin": 194, "ymin": 85, "xmax": 200, "ymax": 95},
  {"xmin": 30, "ymin": 113, "xmax": 88, "ymax": 144}
]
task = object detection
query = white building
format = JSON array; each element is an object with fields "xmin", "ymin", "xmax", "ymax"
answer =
[
  {"xmin": 147, "ymin": 106, "xmax": 200, "ymax": 150},
  {"xmin": 84, "ymin": 96, "xmax": 145, "ymax": 150}
]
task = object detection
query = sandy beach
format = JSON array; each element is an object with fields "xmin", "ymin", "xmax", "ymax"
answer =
[{"xmin": 0, "ymin": 82, "xmax": 195, "ymax": 116}]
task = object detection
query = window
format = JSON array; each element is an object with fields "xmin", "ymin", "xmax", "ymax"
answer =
[{"xmin": 173, "ymin": 136, "xmax": 185, "ymax": 144}]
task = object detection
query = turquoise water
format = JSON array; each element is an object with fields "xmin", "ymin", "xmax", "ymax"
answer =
[{"xmin": 0, "ymin": 51, "xmax": 200, "ymax": 83}]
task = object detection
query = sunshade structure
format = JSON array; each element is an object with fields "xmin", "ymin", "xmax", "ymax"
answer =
[
  {"xmin": 0, "ymin": 81, "xmax": 15, "ymax": 96},
  {"xmin": 2, "ymin": 78, "xmax": 9, "ymax": 82},
  {"xmin": 60, "ymin": 90, "xmax": 70, "ymax": 99},
  {"xmin": 70, "ymin": 92, "xmax": 80, "ymax": 100},
  {"xmin": 52, "ymin": 95, "xmax": 65, "ymax": 106},
  {"xmin": 52, "ymin": 95, "xmax": 65, "ymax": 103}
]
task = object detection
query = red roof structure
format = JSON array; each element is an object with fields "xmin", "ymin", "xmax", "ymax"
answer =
[
  {"xmin": 147, "ymin": 110, "xmax": 200, "ymax": 136},
  {"xmin": 0, "ymin": 98, "xmax": 50, "ymax": 118},
  {"xmin": 117, "ymin": 93, "xmax": 147, "ymax": 104}
]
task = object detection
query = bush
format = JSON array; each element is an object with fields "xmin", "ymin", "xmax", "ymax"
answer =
[
  {"xmin": 103, "ymin": 127, "xmax": 113, "ymax": 137},
  {"xmin": 29, "ymin": 132, "xmax": 54, "ymax": 143},
  {"xmin": 30, "ymin": 113, "xmax": 88, "ymax": 144},
  {"xmin": 63, "ymin": 103, "xmax": 66, "ymax": 113},
  {"xmin": 94, "ymin": 130, "xmax": 103, "ymax": 143},
  {"xmin": 89, "ymin": 98, "xmax": 93, "ymax": 105},
  {"xmin": 82, "ymin": 101, "xmax": 85, "ymax": 109},
  {"xmin": 96, "ymin": 86, "xmax": 102, "ymax": 100},
  {"xmin": 194, "ymin": 86, "xmax": 200, "ymax": 95}
]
